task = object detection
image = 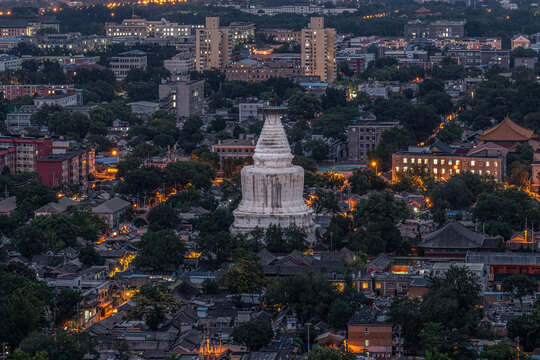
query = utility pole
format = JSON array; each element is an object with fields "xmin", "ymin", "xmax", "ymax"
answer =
[{"xmin": 306, "ymin": 322, "xmax": 311, "ymax": 353}]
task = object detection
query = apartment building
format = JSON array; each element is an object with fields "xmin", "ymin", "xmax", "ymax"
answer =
[
  {"xmin": 301, "ymin": 17, "xmax": 336, "ymax": 83},
  {"xmin": 0, "ymin": 54, "xmax": 21, "ymax": 72},
  {"xmin": 34, "ymin": 93, "xmax": 80, "ymax": 108},
  {"xmin": 36, "ymin": 149, "xmax": 95, "ymax": 188},
  {"xmin": 0, "ymin": 84, "xmax": 75, "ymax": 100},
  {"xmin": 0, "ymin": 137, "xmax": 53, "ymax": 173},
  {"xmin": 347, "ymin": 116, "xmax": 399, "ymax": 163},
  {"xmin": 6, "ymin": 106, "xmax": 38, "ymax": 134},
  {"xmin": 258, "ymin": 26, "xmax": 302, "ymax": 43},
  {"xmin": 0, "ymin": 147, "xmax": 16, "ymax": 174},
  {"xmin": 391, "ymin": 141, "xmax": 506, "ymax": 183},
  {"xmin": 405, "ymin": 19, "xmax": 465, "ymax": 39},
  {"xmin": 164, "ymin": 54, "xmax": 195, "ymax": 75},
  {"xmin": 447, "ymin": 47, "xmax": 510, "ymax": 69},
  {"xmin": 159, "ymin": 79, "xmax": 205, "ymax": 118},
  {"xmin": 195, "ymin": 17, "xmax": 232, "ymax": 71},
  {"xmin": 211, "ymin": 139, "xmax": 256, "ymax": 164},
  {"xmin": 109, "ymin": 50, "xmax": 147, "ymax": 80}
]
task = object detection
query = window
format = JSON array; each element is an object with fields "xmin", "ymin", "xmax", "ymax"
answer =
[
  {"xmin": 449, "ymin": 160, "xmax": 453, "ymax": 165},
  {"xmin": 365, "ymin": 340, "xmax": 370, "ymax": 347},
  {"xmin": 388, "ymin": 283, "xmax": 394, "ymax": 289},
  {"xmin": 403, "ymin": 167, "xmax": 408, "ymax": 171},
  {"xmin": 403, "ymin": 158, "xmax": 408, "ymax": 164},
  {"xmin": 497, "ymin": 295, "xmax": 503, "ymax": 301},
  {"xmin": 496, "ymin": 284, "xmax": 502, "ymax": 291},
  {"xmin": 424, "ymin": 159, "xmax": 428, "ymax": 164},
  {"xmin": 433, "ymin": 168, "xmax": 438, "ymax": 174},
  {"xmin": 362, "ymin": 282, "xmax": 369, "ymax": 289},
  {"xmin": 411, "ymin": 158, "xmax": 415, "ymax": 164},
  {"xmin": 486, "ymin": 161, "xmax": 490, "ymax": 167},
  {"xmin": 375, "ymin": 283, "xmax": 382, "ymax": 289},
  {"xmin": 494, "ymin": 162, "xmax": 498, "ymax": 167},
  {"xmin": 456, "ymin": 160, "xmax": 460, "ymax": 165},
  {"xmin": 471, "ymin": 160, "xmax": 476, "ymax": 166},
  {"xmin": 395, "ymin": 167, "xmax": 400, "ymax": 172},
  {"xmin": 365, "ymin": 328, "xmax": 369, "ymax": 334},
  {"xmin": 441, "ymin": 169, "xmax": 445, "ymax": 174},
  {"xmin": 433, "ymin": 159, "xmax": 438, "ymax": 165},
  {"xmin": 441, "ymin": 159, "xmax": 445, "ymax": 165}
]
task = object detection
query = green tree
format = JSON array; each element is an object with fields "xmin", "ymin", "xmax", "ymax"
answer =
[
  {"xmin": 232, "ymin": 320, "xmax": 274, "ymax": 351},
  {"xmin": 201, "ymin": 279, "xmax": 220, "ymax": 294},
  {"xmin": 264, "ymin": 271, "xmax": 338, "ymax": 322},
  {"xmin": 220, "ymin": 260, "xmax": 265, "ymax": 296},
  {"xmin": 125, "ymin": 284, "xmax": 180, "ymax": 330},
  {"xmin": 304, "ymin": 139, "xmax": 330, "ymax": 162},
  {"xmin": 304, "ymin": 346, "xmax": 355, "ymax": 360},
  {"xmin": 133, "ymin": 230, "xmax": 186, "ymax": 270},
  {"xmin": 54, "ymin": 289, "xmax": 83, "ymax": 325},
  {"xmin": 480, "ymin": 339, "xmax": 531, "ymax": 360},
  {"xmin": 501, "ymin": 274, "xmax": 537, "ymax": 311},
  {"xmin": 179, "ymin": 118, "xmax": 203, "ymax": 153},
  {"xmin": 147, "ymin": 204, "xmax": 179, "ymax": 231},
  {"xmin": 287, "ymin": 91, "xmax": 321, "ymax": 122},
  {"xmin": 78, "ymin": 245, "xmax": 104, "ymax": 267},
  {"xmin": 507, "ymin": 300, "xmax": 540, "ymax": 352}
]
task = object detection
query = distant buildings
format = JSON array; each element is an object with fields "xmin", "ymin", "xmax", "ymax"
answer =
[
  {"xmin": 392, "ymin": 141, "xmax": 506, "ymax": 182},
  {"xmin": 34, "ymin": 93, "xmax": 80, "ymax": 108},
  {"xmin": 0, "ymin": 17, "xmax": 59, "ymax": 37},
  {"xmin": 347, "ymin": 115, "xmax": 399, "ymax": 163},
  {"xmin": 405, "ymin": 19, "xmax": 466, "ymax": 39},
  {"xmin": 105, "ymin": 16, "xmax": 202, "ymax": 38},
  {"xmin": 0, "ymin": 84, "xmax": 76, "ymax": 100},
  {"xmin": 195, "ymin": 17, "xmax": 232, "ymax": 71},
  {"xmin": 301, "ymin": 17, "xmax": 336, "ymax": 83},
  {"xmin": 164, "ymin": 54, "xmax": 195, "ymax": 75},
  {"xmin": 239, "ymin": 101, "xmax": 265, "ymax": 122},
  {"xmin": 211, "ymin": 139, "xmax": 256, "ymax": 164},
  {"xmin": 0, "ymin": 54, "xmax": 21, "ymax": 72},
  {"xmin": 109, "ymin": 50, "xmax": 147, "ymax": 80},
  {"xmin": 347, "ymin": 307, "xmax": 393, "ymax": 355},
  {"xmin": 92, "ymin": 197, "xmax": 131, "ymax": 227},
  {"xmin": 159, "ymin": 79, "xmax": 205, "ymax": 118},
  {"xmin": 36, "ymin": 148, "xmax": 95, "ymax": 187},
  {"xmin": 447, "ymin": 47, "xmax": 510, "ymax": 69},
  {"xmin": 511, "ymin": 35, "xmax": 530, "ymax": 50},
  {"xmin": 0, "ymin": 137, "xmax": 53, "ymax": 173},
  {"xmin": 5, "ymin": 105, "xmax": 38, "ymax": 134}
]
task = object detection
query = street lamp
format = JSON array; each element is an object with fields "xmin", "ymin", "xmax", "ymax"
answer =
[
  {"xmin": 112, "ymin": 150, "xmax": 119, "ymax": 165},
  {"xmin": 371, "ymin": 161, "xmax": 378, "ymax": 175}
]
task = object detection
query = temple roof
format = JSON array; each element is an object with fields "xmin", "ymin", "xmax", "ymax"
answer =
[
  {"xmin": 478, "ymin": 117, "xmax": 537, "ymax": 142},
  {"xmin": 420, "ymin": 221, "xmax": 485, "ymax": 249}
]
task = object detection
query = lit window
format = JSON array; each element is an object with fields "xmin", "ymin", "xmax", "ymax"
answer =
[
  {"xmin": 424, "ymin": 159, "xmax": 428, "ymax": 164},
  {"xmin": 395, "ymin": 167, "xmax": 400, "ymax": 172},
  {"xmin": 411, "ymin": 158, "xmax": 415, "ymax": 164},
  {"xmin": 362, "ymin": 282, "xmax": 369, "ymax": 289},
  {"xmin": 494, "ymin": 162, "xmax": 498, "ymax": 167},
  {"xmin": 365, "ymin": 340, "xmax": 370, "ymax": 347},
  {"xmin": 441, "ymin": 159, "xmax": 445, "ymax": 165},
  {"xmin": 449, "ymin": 160, "xmax": 453, "ymax": 165},
  {"xmin": 441, "ymin": 169, "xmax": 445, "ymax": 174},
  {"xmin": 403, "ymin": 167, "xmax": 408, "ymax": 171},
  {"xmin": 486, "ymin": 161, "xmax": 490, "ymax": 167},
  {"xmin": 471, "ymin": 170, "xmax": 475, "ymax": 174},
  {"xmin": 375, "ymin": 283, "xmax": 382, "ymax": 289},
  {"xmin": 403, "ymin": 158, "xmax": 408, "ymax": 164},
  {"xmin": 479, "ymin": 170, "xmax": 482, "ymax": 175},
  {"xmin": 471, "ymin": 160, "xmax": 476, "ymax": 166},
  {"xmin": 456, "ymin": 160, "xmax": 460, "ymax": 165},
  {"xmin": 433, "ymin": 168, "xmax": 438, "ymax": 174},
  {"xmin": 433, "ymin": 159, "xmax": 438, "ymax": 165}
]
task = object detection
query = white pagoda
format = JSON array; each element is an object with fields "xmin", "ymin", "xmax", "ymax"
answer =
[{"xmin": 230, "ymin": 97, "xmax": 315, "ymax": 240}]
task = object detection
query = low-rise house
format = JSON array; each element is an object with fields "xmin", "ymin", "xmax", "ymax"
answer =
[
  {"xmin": 34, "ymin": 197, "xmax": 77, "ymax": 216},
  {"xmin": 0, "ymin": 195, "xmax": 17, "ymax": 215},
  {"xmin": 347, "ymin": 306, "xmax": 393, "ymax": 355},
  {"xmin": 92, "ymin": 197, "xmax": 131, "ymax": 227}
]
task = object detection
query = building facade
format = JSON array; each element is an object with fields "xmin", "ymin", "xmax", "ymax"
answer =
[
  {"xmin": 195, "ymin": 17, "xmax": 232, "ymax": 71},
  {"xmin": 0, "ymin": 84, "xmax": 75, "ymax": 100},
  {"xmin": 347, "ymin": 116, "xmax": 399, "ymax": 163},
  {"xmin": 405, "ymin": 20, "xmax": 465, "ymax": 39},
  {"xmin": 36, "ymin": 148, "xmax": 95, "ymax": 187},
  {"xmin": 0, "ymin": 137, "xmax": 53, "ymax": 173},
  {"xmin": 159, "ymin": 79, "xmax": 205, "ymax": 118},
  {"xmin": 6, "ymin": 105, "xmax": 38, "ymax": 134},
  {"xmin": 109, "ymin": 50, "xmax": 147, "ymax": 80},
  {"xmin": 301, "ymin": 17, "xmax": 336, "ymax": 83},
  {"xmin": 164, "ymin": 54, "xmax": 195, "ymax": 75},
  {"xmin": 0, "ymin": 54, "xmax": 22, "ymax": 72},
  {"xmin": 392, "ymin": 144, "xmax": 505, "ymax": 183},
  {"xmin": 211, "ymin": 139, "xmax": 256, "ymax": 164}
]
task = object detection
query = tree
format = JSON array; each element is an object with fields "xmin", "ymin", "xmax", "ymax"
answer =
[
  {"xmin": 389, "ymin": 297, "xmax": 423, "ymax": 353},
  {"xmin": 125, "ymin": 284, "xmax": 180, "ymax": 330},
  {"xmin": 54, "ymin": 289, "xmax": 83, "ymax": 325},
  {"xmin": 287, "ymin": 91, "xmax": 321, "ymax": 122},
  {"xmin": 480, "ymin": 339, "xmax": 531, "ymax": 360},
  {"xmin": 438, "ymin": 120, "xmax": 463, "ymax": 143},
  {"xmin": 304, "ymin": 139, "xmax": 330, "ymax": 162},
  {"xmin": 501, "ymin": 274, "xmax": 537, "ymax": 311},
  {"xmin": 78, "ymin": 245, "xmax": 104, "ymax": 267},
  {"xmin": 232, "ymin": 320, "xmax": 274, "ymax": 351},
  {"xmin": 349, "ymin": 168, "xmax": 386, "ymax": 195},
  {"xmin": 164, "ymin": 161, "xmax": 216, "ymax": 190},
  {"xmin": 201, "ymin": 279, "xmax": 219, "ymax": 294},
  {"xmin": 19, "ymin": 330, "xmax": 96, "ymax": 360},
  {"xmin": 220, "ymin": 260, "xmax": 265, "ymax": 297},
  {"xmin": 179, "ymin": 118, "xmax": 203, "ymax": 153},
  {"xmin": 264, "ymin": 271, "xmax": 338, "ymax": 322},
  {"xmin": 133, "ymin": 230, "xmax": 186, "ymax": 270},
  {"xmin": 304, "ymin": 346, "xmax": 355, "ymax": 360},
  {"xmin": 320, "ymin": 87, "xmax": 347, "ymax": 110},
  {"xmin": 265, "ymin": 224, "xmax": 308, "ymax": 253},
  {"xmin": 507, "ymin": 300, "xmax": 540, "ymax": 352},
  {"xmin": 147, "ymin": 204, "xmax": 179, "ymax": 231},
  {"xmin": 424, "ymin": 349, "xmax": 450, "ymax": 360}
]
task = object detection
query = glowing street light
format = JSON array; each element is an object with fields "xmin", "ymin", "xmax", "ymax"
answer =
[{"xmin": 371, "ymin": 161, "xmax": 378, "ymax": 175}]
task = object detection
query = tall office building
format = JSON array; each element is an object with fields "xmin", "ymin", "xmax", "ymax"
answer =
[
  {"xmin": 301, "ymin": 17, "xmax": 336, "ymax": 83},
  {"xmin": 195, "ymin": 17, "xmax": 232, "ymax": 71}
]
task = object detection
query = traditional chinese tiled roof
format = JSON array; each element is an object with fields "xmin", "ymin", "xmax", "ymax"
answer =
[{"xmin": 478, "ymin": 117, "xmax": 537, "ymax": 142}]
